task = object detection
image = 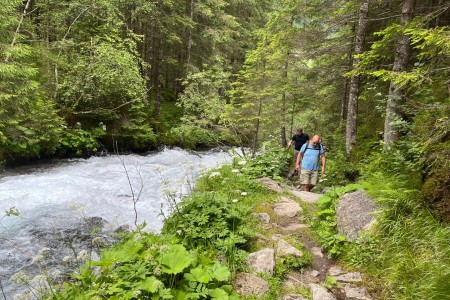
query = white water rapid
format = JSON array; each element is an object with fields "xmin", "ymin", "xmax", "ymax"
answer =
[{"xmin": 0, "ymin": 148, "xmax": 233, "ymax": 299}]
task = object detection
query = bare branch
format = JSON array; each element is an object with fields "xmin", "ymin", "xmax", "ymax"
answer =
[
  {"xmin": 4, "ymin": 0, "xmax": 32, "ymax": 63},
  {"xmin": 72, "ymin": 101, "xmax": 134, "ymax": 115}
]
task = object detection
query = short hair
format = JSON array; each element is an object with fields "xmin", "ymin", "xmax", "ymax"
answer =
[{"xmin": 296, "ymin": 128, "xmax": 303, "ymax": 132}]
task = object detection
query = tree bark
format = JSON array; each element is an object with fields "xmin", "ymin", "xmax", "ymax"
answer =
[
  {"xmin": 345, "ymin": 0, "xmax": 370, "ymax": 157},
  {"xmin": 341, "ymin": 22, "xmax": 356, "ymax": 121},
  {"xmin": 253, "ymin": 57, "xmax": 266, "ymax": 157},
  {"xmin": 154, "ymin": 36, "xmax": 163, "ymax": 123},
  {"xmin": 383, "ymin": 0, "xmax": 416, "ymax": 148},
  {"xmin": 186, "ymin": 0, "xmax": 194, "ymax": 73},
  {"xmin": 280, "ymin": 59, "xmax": 289, "ymax": 147}
]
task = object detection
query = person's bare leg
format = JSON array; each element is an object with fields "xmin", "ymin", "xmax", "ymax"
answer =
[{"xmin": 304, "ymin": 184, "xmax": 309, "ymax": 192}]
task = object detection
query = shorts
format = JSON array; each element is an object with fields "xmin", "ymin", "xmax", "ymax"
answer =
[
  {"xmin": 300, "ymin": 169, "xmax": 318, "ymax": 185},
  {"xmin": 294, "ymin": 150, "xmax": 300, "ymax": 162}
]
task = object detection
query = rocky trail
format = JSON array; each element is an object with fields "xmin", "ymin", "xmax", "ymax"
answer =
[{"xmin": 233, "ymin": 178, "xmax": 373, "ymax": 300}]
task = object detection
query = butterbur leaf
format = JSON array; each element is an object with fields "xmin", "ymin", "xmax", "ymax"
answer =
[
  {"xmin": 136, "ymin": 276, "xmax": 160, "ymax": 293},
  {"xmin": 209, "ymin": 288, "xmax": 229, "ymax": 299},
  {"xmin": 171, "ymin": 289, "xmax": 188, "ymax": 300},
  {"xmin": 185, "ymin": 266, "xmax": 211, "ymax": 283},
  {"xmin": 209, "ymin": 262, "xmax": 230, "ymax": 281},
  {"xmin": 160, "ymin": 245, "xmax": 194, "ymax": 274}
]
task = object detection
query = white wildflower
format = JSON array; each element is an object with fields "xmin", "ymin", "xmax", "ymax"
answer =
[
  {"xmin": 231, "ymin": 169, "xmax": 239, "ymax": 173},
  {"xmin": 31, "ymin": 254, "xmax": 44, "ymax": 264},
  {"xmin": 134, "ymin": 290, "xmax": 142, "ymax": 297},
  {"xmin": 237, "ymin": 160, "xmax": 247, "ymax": 165},
  {"xmin": 14, "ymin": 292, "xmax": 32, "ymax": 300},
  {"xmin": 241, "ymin": 192, "xmax": 247, "ymax": 196},
  {"xmin": 232, "ymin": 199, "xmax": 239, "ymax": 203},
  {"xmin": 32, "ymin": 247, "xmax": 51, "ymax": 264},
  {"xmin": 31, "ymin": 274, "xmax": 49, "ymax": 290},
  {"xmin": 153, "ymin": 266, "xmax": 163, "ymax": 276},
  {"xmin": 10, "ymin": 271, "xmax": 29, "ymax": 285},
  {"xmin": 132, "ymin": 233, "xmax": 143, "ymax": 242},
  {"xmin": 92, "ymin": 237, "xmax": 105, "ymax": 246},
  {"xmin": 76, "ymin": 250, "xmax": 90, "ymax": 261},
  {"xmin": 209, "ymin": 172, "xmax": 222, "ymax": 179}
]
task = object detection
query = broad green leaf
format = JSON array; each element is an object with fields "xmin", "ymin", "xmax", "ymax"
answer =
[
  {"xmin": 209, "ymin": 262, "xmax": 230, "ymax": 281},
  {"xmin": 160, "ymin": 245, "xmax": 194, "ymax": 274},
  {"xmin": 209, "ymin": 288, "xmax": 229, "ymax": 299},
  {"xmin": 185, "ymin": 266, "xmax": 211, "ymax": 283},
  {"xmin": 135, "ymin": 276, "xmax": 160, "ymax": 293}
]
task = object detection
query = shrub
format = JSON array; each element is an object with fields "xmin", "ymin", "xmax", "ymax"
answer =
[{"xmin": 46, "ymin": 233, "xmax": 239, "ymax": 299}]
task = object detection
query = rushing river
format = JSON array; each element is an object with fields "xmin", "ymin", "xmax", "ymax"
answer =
[{"xmin": 0, "ymin": 148, "xmax": 233, "ymax": 299}]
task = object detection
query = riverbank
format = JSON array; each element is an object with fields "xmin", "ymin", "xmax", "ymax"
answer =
[
  {"xmin": 7, "ymin": 145, "xmax": 449, "ymax": 300},
  {"xmin": 0, "ymin": 148, "xmax": 234, "ymax": 299}
]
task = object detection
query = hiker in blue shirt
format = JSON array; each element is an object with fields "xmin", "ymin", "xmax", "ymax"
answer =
[{"xmin": 295, "ymin": 135, "xmax": 326, "ymax": 192}]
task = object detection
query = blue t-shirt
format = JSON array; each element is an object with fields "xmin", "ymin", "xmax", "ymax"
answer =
[{"xmin": 300, "ymin": 143, "xmax": 324, "ymax": 171}]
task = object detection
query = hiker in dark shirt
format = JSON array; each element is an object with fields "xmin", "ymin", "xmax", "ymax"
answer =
[{"xmin": 287, "ymin": 128, "xmax": 309, "ymax": 163}]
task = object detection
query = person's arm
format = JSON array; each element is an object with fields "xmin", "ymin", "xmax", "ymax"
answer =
[
  {"xmin": 295, "ymin": 144, "xmax": 305, "ymax": 169},
  {"xmin": 287, "ymin": 140, "xmax": 292, "ymax": 148},
  {"xmin": 295, "ymin": 152, "xmax": 303, "ymax": 170},
  {"xmin": 321, "ymin": 154, "xmax": 326, "ymax": 174}
]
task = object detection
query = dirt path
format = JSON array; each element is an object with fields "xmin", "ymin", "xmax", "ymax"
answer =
[{"xmin": 236, "ymin": 177, "xmax": 373, "ymax": 300}]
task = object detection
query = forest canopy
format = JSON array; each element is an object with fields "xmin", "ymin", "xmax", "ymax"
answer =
[{"xmin": 1, "ymin": 0, "xmax": 449, "ymax": 217}]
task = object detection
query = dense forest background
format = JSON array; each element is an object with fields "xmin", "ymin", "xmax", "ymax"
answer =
[{"xmin": 1, "ymin": 0, "xmax": 449, "ymax": 218}]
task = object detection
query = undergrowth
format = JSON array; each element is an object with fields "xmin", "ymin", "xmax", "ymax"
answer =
[
  {"xmin": 313, "ymin": 146, "xmax": 450, "ymax": 300},
  {"xmin": 30, "ymin": 149, "xmax": 292, "ymax": 300}
]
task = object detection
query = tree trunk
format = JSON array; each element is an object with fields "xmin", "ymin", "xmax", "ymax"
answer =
[
  {"xmin": 280, "ymin": 59, "xmax": 289, "ymax": 147},
  {"xmin": 345, "ymin": 0, "xmax": 370, "ymax": 157},
  {"xmin": 186, "ymin": 0, "xmax": 194, "ymax": 73},
  {"xmin": 383, "ymin": 0, "xmax": 416, "ymax": 148},
  {"xmin": 154, "ymin": 36, "xmax": 163, "ymax": 123},
  {"xmin": 253, "ymin": 58, "xmax": 266, "ymax": 157},
  {"xmin": 341, "ymin": 23, "xmax": 356, "ymax": 121}
]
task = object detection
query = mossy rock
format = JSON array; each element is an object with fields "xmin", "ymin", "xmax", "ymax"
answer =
[{"xmin": 422, "ymin": 167, "xmax": 450, "ymax": 222}]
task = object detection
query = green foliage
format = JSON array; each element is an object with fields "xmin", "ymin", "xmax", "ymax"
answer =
[
  {"xmin": 168, "ymin": 123, "xmax": 219, "ymax": 149},
  {"xmin": 58, "ymin": 40, "xmax": 155, "ymax": 149},
  {"xmin": 240, "ymin": 142, "xmax": 291, "ymax": 180},
  {"xmin": 163, "ymin": 164, "xmax": 265, "ymax": 269},
  {"xmin": 312, "ymin": 184, "xmax": 362, "ymax": 257},
  {"xmin": 321, "ymin": 275, "xmax": 341, "ymax": 290},
  {"xmin": 0, "ymin": 0, "xmax": 63, "ymax": 161},
  {"xmin": 358, "ymin": 173, "xmax": 450, "ymax": 300},
  {"xmin": 57, "ymin": 125, "xmax": 105, "ymax": 157},
  {"xmin": 47, "ymin": 234, "xmax": 239, "ymax": 299}
]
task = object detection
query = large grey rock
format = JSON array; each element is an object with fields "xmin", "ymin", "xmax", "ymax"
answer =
[
  {"xmin": 311, "ymin": 247, "xmax": 324, "ymax": 258},
  {"xmin": 281, "ymin": 223, "xmax": 308, "ymax": 231},
  {"xmin": 336, "ymin": 190, "xmax": 377, "ymax": 241},
  {"xmin": 344, "ymin": 284, "xmax": 372, "ymax": 300},
  {"xmin": 335, "ymin": 272, "xmax": 363, "ymax": 283},
  {"xmin": 282, "ymin": 294, "xmax": 308, "ymax": 300},
  {"xmin": 246, "ymin": 248, "xmax": 275, "ymax": 275},
  {"xmin": 328, "ymin": 266, "xmax": 344, "ymax": 276},
  {"xmin": 252, "ymin": 212, "xmax": 270, "ymax": 223},
  {"xmin": 277, "ymin": 239, "xmax": 303, "ymax": 258},
  {"xmin": 234, "ymin": 273, "xmax": 269, "ymax": 297},
  {"xmin": 256, "ymin": 177, "xmax": 283, "ymax": 193},
  {"xmin": 309, "ymin": 283, "xmax": 337, "ymax": 300},
  {"xmin": 274, "ymin": 197, "xmax": 302, "ymax": 217},
  {"xmin": 289, "ymin": 190, "xmax": 323, "ymax": 203}
]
